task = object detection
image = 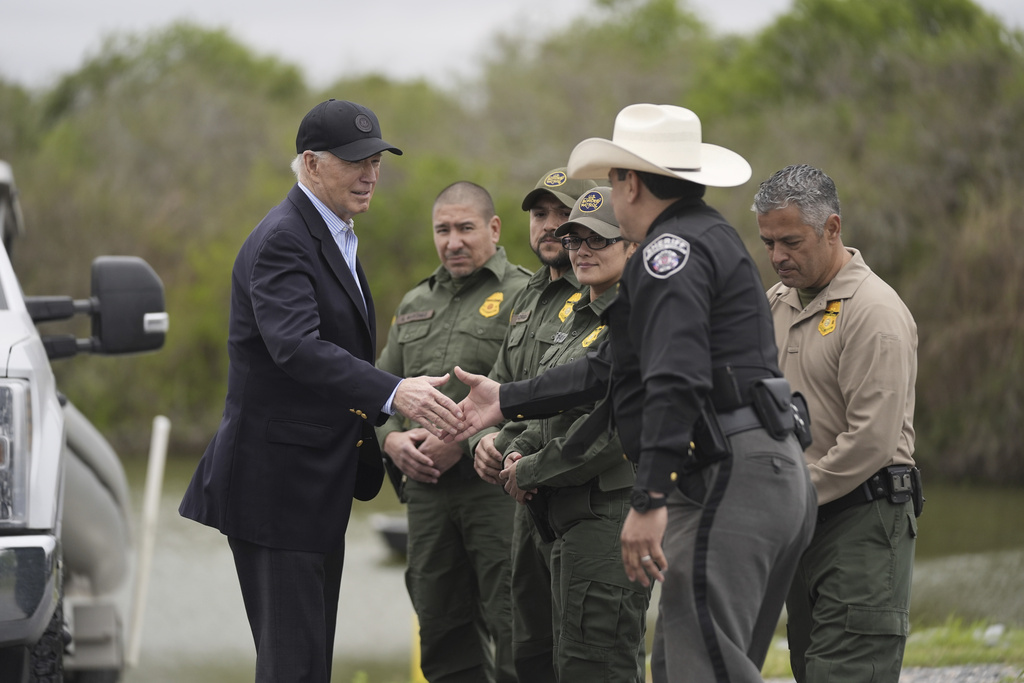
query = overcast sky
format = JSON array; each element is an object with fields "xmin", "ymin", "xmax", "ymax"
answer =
[{"xmin": 2, "ymin": 0, "xmax": 1022, "ymax": 90}]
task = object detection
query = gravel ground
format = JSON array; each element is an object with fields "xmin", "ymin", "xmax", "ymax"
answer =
[
  {"xmin": 766, "ymin": 666, "xmax": 1022, "ymax": 682},
  {"xmin": 899, "ymin": 666, "xmax": 1022, "ymax": 682}
]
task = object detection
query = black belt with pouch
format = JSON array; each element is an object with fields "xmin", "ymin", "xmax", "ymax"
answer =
[
  {"xmin": 817, "ymin": 465, "xmax": 925, "ymax": 523},
  {"xmin": 688, "ymin": 377, "xmax": 812, "ymax": 474}
]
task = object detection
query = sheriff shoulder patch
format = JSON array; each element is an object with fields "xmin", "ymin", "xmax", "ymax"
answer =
[{"xmin": 643, "ymin": 235, "xmax": 690, "ymax": 279}]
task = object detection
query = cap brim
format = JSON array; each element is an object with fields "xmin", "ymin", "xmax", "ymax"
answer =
[
  {"xmin": 555, "ymin": 217, "xmax": 621, "ymax": 239},
  {"xmin": 567, "ymin": 138, "xmax": 751, "ymax": 188},
  {"xmin": 521, "ymin": 188, "xmax": 575, "ymax": 211},
  {"xmin": 330, "ymin": 137, "xmax": 403, "ymax": 162}
]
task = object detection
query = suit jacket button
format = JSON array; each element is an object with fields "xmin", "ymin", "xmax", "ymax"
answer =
[{"xmin": 356, "ymin": 439, "xmax": 364, "ymax": 447}]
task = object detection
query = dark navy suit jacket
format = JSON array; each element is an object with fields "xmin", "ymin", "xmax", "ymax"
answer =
[{"xmin": 180, "ymin": 184, "xmax": 399, "ymax": 553}]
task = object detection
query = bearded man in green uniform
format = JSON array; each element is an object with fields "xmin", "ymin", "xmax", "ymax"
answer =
[
  {"xmin": 376, "ymin": 181, "xmax": 531, "ymax": 683},
  {"xmin": 499, "ymin": 187, "xmax": 652, "ymax": 682},
  {"xmin": 469, "ymin": 168, "xmax": 595, "ymax": 683}
]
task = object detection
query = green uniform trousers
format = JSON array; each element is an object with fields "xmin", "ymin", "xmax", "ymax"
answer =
[
  {"xmin": 787, "ymin": 498, "xmax": 917, "ymax": 683},
  {"xmin": 550, "ymin": 486, "xmax": 651, "ymax": 682},
  {"xmin": 405, "ymin": 474, "xmax": 517, "ymax": 683},
  {"xmin": 510, "ymin": 503, "xmax": 556, "ymax": 682}
]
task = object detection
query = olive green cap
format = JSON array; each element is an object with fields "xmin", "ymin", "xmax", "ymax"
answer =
[
  {"xmin": 554, "ymin": 187, "xmax": 620, "ymax": 239},
  {"xmin": 521, "ymin": 167, "xmax": 598, "ymax": 211}
]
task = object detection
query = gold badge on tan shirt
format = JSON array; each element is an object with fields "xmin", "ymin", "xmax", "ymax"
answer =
[
  {"xmin": 582, "ymin": 325, "xmax": 605, "ymax": 348},
  {"xmin": 559, "ymin": 293, "xmax": 583, "ymax": 322},
  {"xmin": 818, "ymin": 300, "xmax": 841, "ymax": 336},
  {"xmin": 479, "ymin": 292, "xmax": 504, "ymax": 318}
]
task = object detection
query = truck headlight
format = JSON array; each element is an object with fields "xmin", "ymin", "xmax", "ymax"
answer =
[{"xmin": 0, "ymin": 379, "xmax": 30, "ymax": 526}]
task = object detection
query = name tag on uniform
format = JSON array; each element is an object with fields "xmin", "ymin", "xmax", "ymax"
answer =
[
  {"xmin": 511, "ymin": 310, "xmax": 531, "ymax": 325},
  {"xmin": 396, "ymin": 310, "xmax": 434, "ymax": 325}
]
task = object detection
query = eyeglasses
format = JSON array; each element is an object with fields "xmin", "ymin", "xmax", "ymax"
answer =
[{"xmin": 560, "ymin": 235, "xmax": 623, "ymax": 251}]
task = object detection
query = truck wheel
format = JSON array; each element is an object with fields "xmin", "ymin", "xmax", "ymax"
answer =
[{"xmin": 28, "ymin": 597, "xmax": 64, "ymax": 683}]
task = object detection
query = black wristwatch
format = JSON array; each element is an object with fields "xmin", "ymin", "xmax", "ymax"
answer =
[{"xmin": 630, "ymin": 489, "xmax": 667, "ymax": 513}]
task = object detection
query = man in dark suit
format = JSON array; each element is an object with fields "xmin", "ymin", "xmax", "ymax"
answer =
[{"xmin": 179, "ymin": 99, "xmax": 465, "ymax": 683}]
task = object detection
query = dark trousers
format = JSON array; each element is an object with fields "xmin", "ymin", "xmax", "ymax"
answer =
[
  {"xmin": 651, "ymin": 428, "xmax": 816, "ymax": 683},
  {"xmin": 510, "ymin": 504, "xmax": 555, "ymax": 683},
  {"xmin": 229, "ymin": 537, "xmax": 346, "ymax": 683}
]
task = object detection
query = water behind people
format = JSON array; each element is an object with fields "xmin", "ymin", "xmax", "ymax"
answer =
[{"xmin": 122, "ymin": 458, "xmax": 1024, "ymax": 683}]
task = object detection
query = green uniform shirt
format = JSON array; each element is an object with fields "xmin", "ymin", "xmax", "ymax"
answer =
[
  {"xmin": 470, "ymin": 265, "xmax": 585, "ymax": 455},
  {"xmin": 507, "ymin": 285, "xmax": 634, "ymax": 493},
  {"xmin": 376, "ymin": 246, "xmax": 531, "ymax": 461}
]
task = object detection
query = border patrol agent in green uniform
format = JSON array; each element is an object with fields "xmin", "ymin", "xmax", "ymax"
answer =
[
  {"xmin": 500, "ymin": 188, "xmax": 652, "ymax": 682},
  {"xmin": 469, "ymin": 168, "xmax": 595, "ymax": 683},
  {"xmin": 376, "ymin": 182, "xmax": 531, "ymax": 683}
]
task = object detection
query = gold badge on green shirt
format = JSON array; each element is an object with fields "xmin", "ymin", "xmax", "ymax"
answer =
[
  {"xmin": 559, "ymin": 293, "xmax": 583, "ymax": 322},
  {"xmin": 479, "ymin": 292, "xmax": 504, "ymax": 318},
  {"xmin": 818, "ymin": 300, "xmax": 841, "ymax": 336},
  {"xmin": 582, "ymin": 325, "xmax": 605, "ymax": 348}
]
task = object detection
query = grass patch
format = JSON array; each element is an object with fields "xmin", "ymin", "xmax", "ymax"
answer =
[{"xmin": 759, "ymin": 618, "xmax": 1024, "ymax": 680}]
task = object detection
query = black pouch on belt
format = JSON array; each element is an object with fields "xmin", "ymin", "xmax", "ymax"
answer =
[
  {"xmin": 791, "ymin": 392, "xmax": 813, "ymax": 450},
  {"xmin": 911, "ymin": 466, "xmax": 925, "ymax": 517},
  {"xmin": 751, "ymin": 377, "xmax": 796, "ymax": 441}
]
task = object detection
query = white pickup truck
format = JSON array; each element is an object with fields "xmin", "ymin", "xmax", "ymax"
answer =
[{"xmin": 0, "ymin": 160, "xmax": 168, "ymax": 682}]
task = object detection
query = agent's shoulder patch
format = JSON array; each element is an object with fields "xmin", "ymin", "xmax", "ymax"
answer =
[{"xmin": 643, "ymin": 234, "xmax": 691, "ymax": 279}]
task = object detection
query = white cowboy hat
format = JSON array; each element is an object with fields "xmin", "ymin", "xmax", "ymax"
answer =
[{"xmin": 567, "ymin": 103, "xmax": 752, "ymax": 188}]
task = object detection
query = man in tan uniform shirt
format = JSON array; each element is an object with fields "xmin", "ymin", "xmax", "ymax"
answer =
[{"xmin": 754, "ymin": 164, "xmax": 920, "ymax": 683}]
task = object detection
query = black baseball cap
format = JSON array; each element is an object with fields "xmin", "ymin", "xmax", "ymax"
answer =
[{"xmin": 295, "ymin": 99, "xmax": 403, "ymax": 161}]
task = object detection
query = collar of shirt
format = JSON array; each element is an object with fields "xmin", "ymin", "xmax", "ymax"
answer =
[
  {"xmin": 774, "ymin": 248, "xmax": 870, "ymax": 315},
  {"xmin": 430, "ymin": 246, "xmax": 510, "ymax": 288},
  {"xmin": 297, "ymin": 181, "xmax": 356, "ymax": 240},
  {"xmin": 297, "ymin": 181, "xmax": 365, "ymax": 305}
]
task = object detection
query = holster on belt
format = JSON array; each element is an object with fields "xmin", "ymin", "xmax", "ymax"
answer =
[
  {"xmin": 525, "ymin": 488, "xmax": 557, "ymax": 543},
  {"xmin": 687, "ymin": 401, "xmax": 732, "ymax": 474}
]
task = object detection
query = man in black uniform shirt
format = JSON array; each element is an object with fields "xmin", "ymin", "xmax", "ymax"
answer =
[{"xmin": 451, "ymin": 104, "xmax": 817, "ymax": 683}]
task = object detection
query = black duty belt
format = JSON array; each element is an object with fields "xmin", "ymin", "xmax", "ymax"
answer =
[
  {"xmin": 817, "ymin": 465, "xmax": 923, "ymax": 524},
  {"xmin": 710, "ymin": 365, "xmax": 775, "ymax": 413},
  {"xmin": 716, "ymin": 405, "xmax": 762, "ymax": 437}
]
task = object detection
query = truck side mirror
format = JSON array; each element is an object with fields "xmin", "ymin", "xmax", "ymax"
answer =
[{"xmin": 90, "ymin": 256, "xmax": 168, "ymax": 355}]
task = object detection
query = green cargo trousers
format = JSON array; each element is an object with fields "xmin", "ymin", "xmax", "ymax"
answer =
[
  {"xmin": 550, "ymin": 486, "xmax": 651, "ymax": 682},
  {"xmin": 510, "ymin": 503, "xmax": 556, "ymax": 682},
  {"xmin": 405, "ymin": 474, "xmax": 517, "ymax": 683},
  {"xmin": 786, "ymin": 498, "xmax": 917, "ymax": 683}
]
